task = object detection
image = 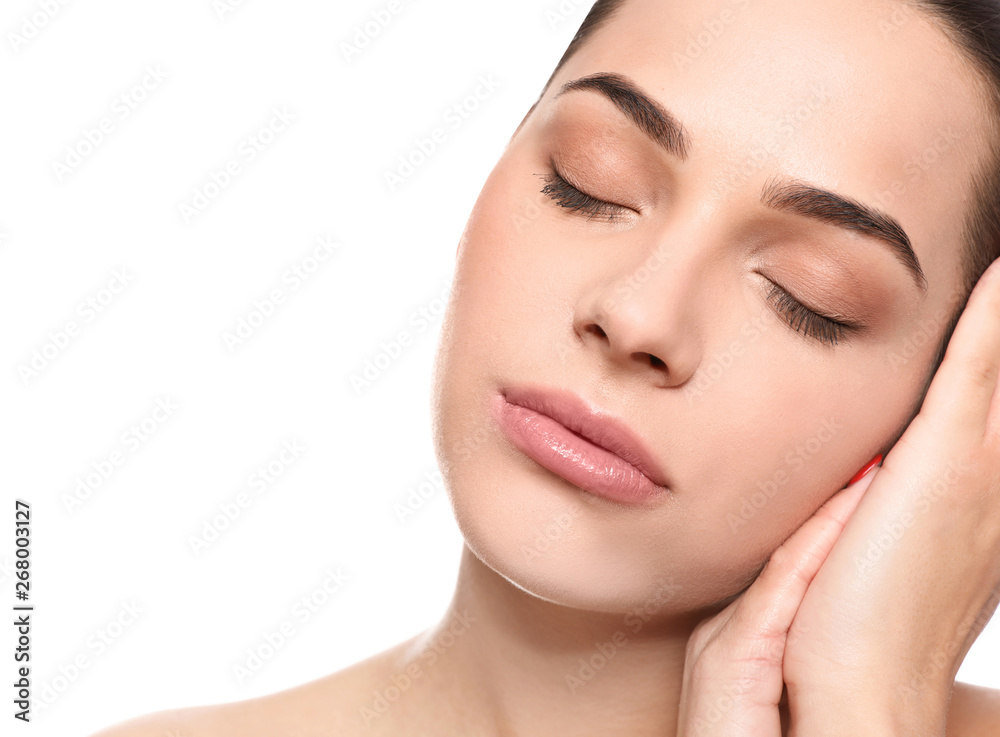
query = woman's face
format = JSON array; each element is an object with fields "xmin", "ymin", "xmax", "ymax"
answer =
[{"xmin": 431, "ymin": 0, "xmax": 994, "ymax": 614}]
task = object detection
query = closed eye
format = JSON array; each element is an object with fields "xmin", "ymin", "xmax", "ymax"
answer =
[
  {"xmin": 762, "ymin": 279, "xmax": 857, "ymax": 347},
  {"xmin": 538, "ymin": 164, "xmax": 633, "ymax": 223}
]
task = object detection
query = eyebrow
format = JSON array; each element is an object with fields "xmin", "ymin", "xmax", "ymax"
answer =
[
  {"xmin": 555, "ymin": 71, "xmax": 928, "ymax": 295},
  {"xmin": 555, "ymin": 72, "xmax": 690, "ymax": 159},
  {"xmin": 761, "ymin": 177, "xmax": 927, "ymax": 293}
]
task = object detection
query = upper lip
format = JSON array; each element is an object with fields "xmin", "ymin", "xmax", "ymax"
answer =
[{"xmin": 500, "ymin": 383, "xmax": 670, "ymax": 489}]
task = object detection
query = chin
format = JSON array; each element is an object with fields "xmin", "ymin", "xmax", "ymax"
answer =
[{"xmin": 440, "ymin": 448, "xmax": 750, "ymax": 617}]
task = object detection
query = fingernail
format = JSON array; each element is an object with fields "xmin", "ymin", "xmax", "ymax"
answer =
[{"xmin": 848, "ymin": 453, "xmax": 883, "ymax": 485}]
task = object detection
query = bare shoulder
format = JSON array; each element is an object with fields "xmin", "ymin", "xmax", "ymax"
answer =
[
  {"xmin": 86, "ymin": 704, "xmax": 217, "ymax": 737},
  {"xmin": 85, "ymin": 634, "xmax": 422, "ymax": 737},
  {"xmin": 947, "ymin": 681, "xmax": 1000, "ymax": 737}
]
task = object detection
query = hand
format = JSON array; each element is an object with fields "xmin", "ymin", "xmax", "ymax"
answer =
[
  {"xmin": 675, "ymin": 465, "xmax": 878, "ymax": 736},
  {"xmin": 783, "ymin": 257, "xmax": 1000, "ymax": 736}
]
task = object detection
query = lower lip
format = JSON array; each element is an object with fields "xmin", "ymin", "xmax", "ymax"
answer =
[{"xmin": 490, "ymin": 393, "xmax": 666, "ymax": 505}]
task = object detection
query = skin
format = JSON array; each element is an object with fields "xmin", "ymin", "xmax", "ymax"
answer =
[{"xmin": 91, "ymin": 0, "xmax": 1000, "ymax": 735}]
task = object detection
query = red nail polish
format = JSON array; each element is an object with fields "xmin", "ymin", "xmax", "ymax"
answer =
[{"xmin": 848, "ymin": 453, "xmax": 883, "ymax": 485}]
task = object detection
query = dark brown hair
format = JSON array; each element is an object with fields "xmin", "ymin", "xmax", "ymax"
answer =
[{"xmin": 534, "ymin": 0, "xmax": 1000, "ymax": 454}]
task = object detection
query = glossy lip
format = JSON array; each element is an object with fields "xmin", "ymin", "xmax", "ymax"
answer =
[{"xmin": 490, "ymin": 383, "xmax": 670, "ymax": 504}]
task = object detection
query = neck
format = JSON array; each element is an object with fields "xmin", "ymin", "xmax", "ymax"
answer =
[{"xmin": 395, "ymin": 545, "xmax": 709, "ymax": 737}]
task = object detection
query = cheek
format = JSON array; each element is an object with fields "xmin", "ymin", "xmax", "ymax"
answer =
[
  {"xmin": 438, "ymin": 157, "xmax": 578, "ymax": 385},
  {"xmin": 675, "ymin": 365, "xmax": 842, "ymax": 569},
  {"xmin": 684, "ymin": 329, "xmax": 926, "ymax": 574}
]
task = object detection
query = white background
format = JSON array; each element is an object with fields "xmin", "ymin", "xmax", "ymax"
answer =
[{"xmin": 1, "ymin": 1, "xmax": 997, "ymax": 735}]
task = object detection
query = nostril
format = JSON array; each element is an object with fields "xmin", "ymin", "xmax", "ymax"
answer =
[
  {"xmin": 587, "ymin": 324, "xmax": 607, "ymax": 339},
  {"xmin": 649, "ymin": 355, "xmax": 665, "ymax": 369}
]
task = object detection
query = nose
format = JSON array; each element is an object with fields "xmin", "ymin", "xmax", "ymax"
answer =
[{"xmin": 572, "ymin": 239, "xmax": 707, "ymax": 388}]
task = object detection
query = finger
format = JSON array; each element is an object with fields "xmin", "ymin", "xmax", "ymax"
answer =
[
  {"xmin": 920, "ymin": 257, "xmax": 1000, "ymax": 436},
  {"xmin": 726, "ymin": 465, "xmax": 879, "ymax": 643}
]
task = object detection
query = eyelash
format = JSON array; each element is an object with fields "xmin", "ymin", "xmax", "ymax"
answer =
[
  {"xmin": 538, "ymin": 165, "xmax": 853, "ymax": 347},
  {"xmin": 539, "ymin": 166, "xmax": 631, "ymax": 223},
  {"xmin": 763, "ymin": 281, "xmax": 852, "ymax": 347}
]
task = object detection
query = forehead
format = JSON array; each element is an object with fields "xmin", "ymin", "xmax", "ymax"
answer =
[{"xmin": 549, "ymin": 0, "xmax": 993, "ymax": 299}]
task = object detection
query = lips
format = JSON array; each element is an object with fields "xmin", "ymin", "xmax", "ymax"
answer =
[{"xmin": 491, "ymin": 383, "xmax": 670, "ymax": 504}]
